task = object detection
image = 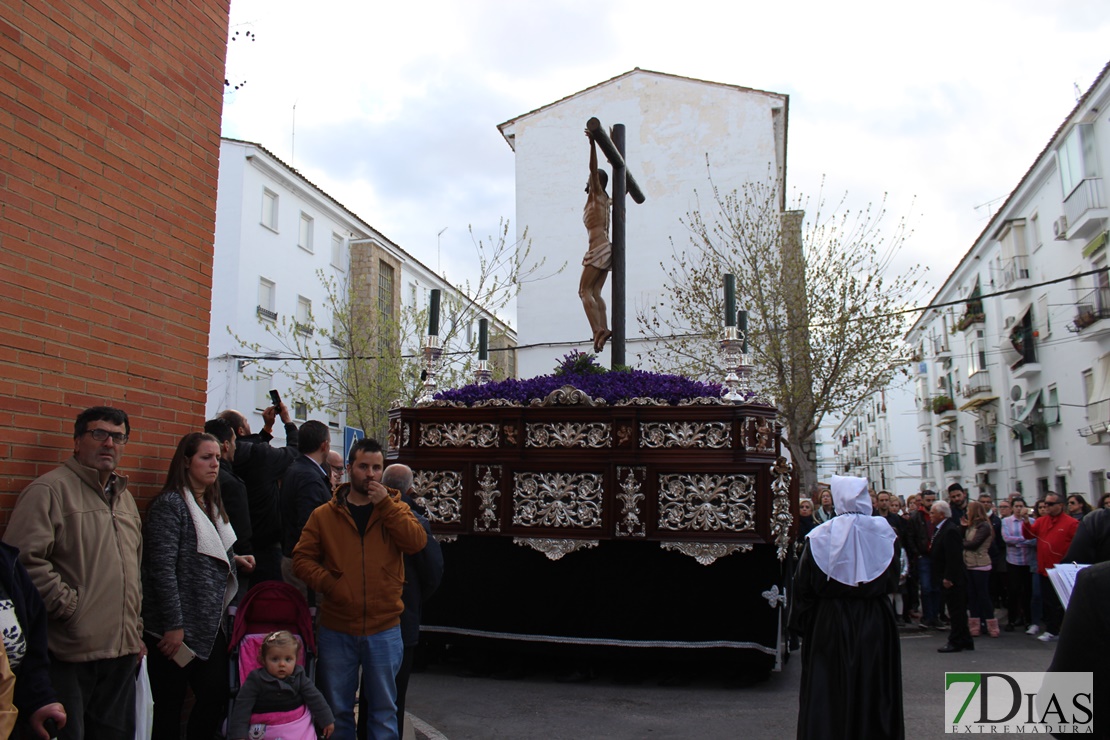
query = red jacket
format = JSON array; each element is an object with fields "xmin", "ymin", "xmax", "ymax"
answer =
[
  {"xmin": 1022, "ymin": 514, "xmax": 1079, "ymax": 575},
  {"xmin": 292, "ymin": 485, "xmax": 427, "ymax": 636}
]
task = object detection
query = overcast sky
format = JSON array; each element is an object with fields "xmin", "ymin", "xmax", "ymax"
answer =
[{"xmin": 220, "ymin": 0, "xmax": 1110, "ymax": 323}]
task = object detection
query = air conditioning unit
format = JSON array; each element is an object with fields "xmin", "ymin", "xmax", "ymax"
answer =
[
  {"xmin": 981, "ymin": 408, "xmax": 998, "ymax": 427},
  {"xmin": 975, "ymin": 472, "xmax": 991, "ymax": 485},
  {"xmin": 1053, "ymin": 215, "xmax": 1068, "ymax": 240}
]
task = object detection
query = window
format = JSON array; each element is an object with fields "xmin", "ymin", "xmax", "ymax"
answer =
[
  {"xmin": 968, "ymin": 330, "xmax": 986, "ymax": 376},
  {"xmin": 1083, "ymin": 369, "xmax": 1095, "ymax": 420},
  {"xmin": 1030, "ymin": 213, "xmax": 1042, "ymax": 251},
  {"xmin": 1058, "ymin": 124, "xmax": 1097, "ymax": 198},
  {"xmin": 296, "ymin": 296, "xmax": 312, "ymax": 335},
  {"xmin": 1056, "ymin": 476, "xmax": 1068, "ymax": 495},
  {"xmin": 331, "ymin": 232, "xmax": 345, "ymax": 270},
  {"xmin": 378, "ymin": 261, "xmax": 395, "ymax": 319},
  {"xmin": 298, "ymin": 213, "xmax": 314, "ymax": 252},
  {"xmin": 257, "ymin": 278, "xmax": 277, "ymax": 321},
  {"xmin": 294, "ymin": 401, "xmax": 307, "ymax": 421},
  {"xmin": 1037, "ymin": 294, "xmax": 1051, "ymax": 338},
  {"xmin": 262, "ymin": 189, "xmax": 278, "ymax": 231},
  {"xmin": 330, "ymin": 311, "xmax": 344, "ymax": 348},
  {"xmin": 1045, "ymin": 385, "xmax": 1060, "ymax": 425}
]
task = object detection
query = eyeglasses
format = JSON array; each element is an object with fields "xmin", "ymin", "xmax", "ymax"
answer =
[
  {"xmin": 1046, "ymin": 500, "xmax": 1063, "ymax": 507},
  {"xmin": 82, "ymin": 429, "xmax": 129, "ymax": 445}
]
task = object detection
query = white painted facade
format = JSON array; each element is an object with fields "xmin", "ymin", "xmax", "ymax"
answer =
[
  {"xmin": 499, "ymin": 69, "xmax": 788, "ymax": 377},
  {"xmin": 831, "ymin": 379, "xmax": 923, "ymax": 499},
  {"xmin": 901, "ymin": 62, "xmax": 1110, "ymax": 503},
  {"xmin": 207, "ymin": 139, "xmax": 514, "ymax": 445}
]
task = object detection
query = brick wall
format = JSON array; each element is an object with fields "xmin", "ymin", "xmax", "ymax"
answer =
[{"xmin": 0, "ymin": 1, "xmax": 230, "ymax": 525}]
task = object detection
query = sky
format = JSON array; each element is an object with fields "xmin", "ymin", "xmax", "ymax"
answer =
[{"xmin": 220, "ymin": 0, "xmax": 1110, "ymax": 325}]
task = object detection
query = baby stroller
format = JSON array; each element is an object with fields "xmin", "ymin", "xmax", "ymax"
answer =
[{"xmin": 226, "ymin": 582, "xmax": 319, "ymax": 739}]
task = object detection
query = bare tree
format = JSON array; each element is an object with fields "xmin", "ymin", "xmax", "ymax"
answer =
[
  {"xmin": 637, "ymin": 175, "xmax": 925, "ymax": 493},
  {"xmin": 232, "ymin": 221, "xmax": 553, "ymax": 440}
]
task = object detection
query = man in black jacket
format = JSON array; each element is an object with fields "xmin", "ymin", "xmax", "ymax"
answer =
[
  {"xmin": 219, "ymin": 404, "xmax": 299, "ymax": 585},
  {"xmin": 279, "ymin": 420, "xmax": 333, "ymax": 599},
  {"xmin": 931, "ymin": 500, "xmax": 973, "ymax": 653}
]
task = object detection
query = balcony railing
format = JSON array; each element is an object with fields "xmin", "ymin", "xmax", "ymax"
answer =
[
  {"xmin": 942, "ymin": 452, "xmax": 961, "ymax": 472},
  {"xmin": 961, "ymin": 371, "xmax": 992, "ymax": 399},
  {"xmin": 1018, "ymin": 424, "xmax": 1049, "ymax": 454},
  {"xmin": 974, "ymin": 440, "xmax": 997, "ymax": 465},
  {"xmin": 256, "ymin": 305, "xmax": 278, "ymax": 321},
  {"xmin": 1001, "ymin": 255, "xmax": 1030, "ymax": 289},
  {"xmin": 1068, "ymin": 289, "xmax": 1110, "ymax": 333},
  {"xmin": 1063, "ymin": 177, "xmax": 1105, "ymax": 231}
]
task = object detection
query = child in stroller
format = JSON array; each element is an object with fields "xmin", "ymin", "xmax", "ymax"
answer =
[
  {"xmin": 228, "ymin": 631, "xmax": 334, "ymax": 740},
  {"xmin": 227, "ymin": 582, "xmax": 327, "ymax": 740}
]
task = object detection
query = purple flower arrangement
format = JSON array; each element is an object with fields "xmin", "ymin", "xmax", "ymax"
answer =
[{"xmin": 434, "ymin": 351, "xmax": 727, "ymax": 406}]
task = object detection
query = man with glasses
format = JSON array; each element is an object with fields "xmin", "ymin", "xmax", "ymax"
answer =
[
  {"xmin": 1021, "ymin": 492, "xmax": 1079, "ymax": 642},
  {"xmin": 3, "ymin": 407, "xmax": 144, "ymax": 739}
]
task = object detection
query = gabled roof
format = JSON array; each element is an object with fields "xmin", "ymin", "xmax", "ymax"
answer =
[
  {"xmin": 906, "ymin": 58, "xmax": 1110, "ymax": 338},
  {"xmin": 497, "ymin": 67, "xmax": 789, "ymax": 147}
]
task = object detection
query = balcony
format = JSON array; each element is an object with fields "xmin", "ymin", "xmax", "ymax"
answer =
[
  {"xmin": 974, "ymin": 440, "xmax": 998, "ymax": 469},
  {"xmin": 932, "ymin": 395, "xmax": 958, "ymax": 425},
  {"xmin": 1063, "ymin": 177, "xmax": 1108, "ymax": 242},
  {"xmin": 956, "ymin": 309, "xmax": 985, "ymax": 333},
  {"xmin": 932, "ymin": 338, "xmax": 952, "ymax": 360},
  {"xmin": 1000, "ymin": 255, "xmax": 1031, "ymax": 292},
  {"xmin": 1068, "ymin": 290, "xmax": 1110, "ymax": 343},
  {"xmin": 1017, "ymin": 423, "xmax": 1050, "ymax": 459},
  {"xmin": 256, "ymin": 305, "xmax": 278, "ymax": 321},
  {"xmin": 942, "ymin": 452, "xmax": 961, "ymax": 472},
  {"xmin": 917, "ymin": 408, "xmax": 933, "ymax": 431},
  {"xmin": 1008, "ymin": 324, "xmax": 1040, "ymax": 378},
  {"xmin": 959, "ymin": 371, "xmax": 997, "ymax": 410}
]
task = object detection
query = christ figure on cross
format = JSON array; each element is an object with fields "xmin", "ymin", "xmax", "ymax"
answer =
[{"xmin": 580, "ymin": 129, "xmax": 612, "ymax": 353}]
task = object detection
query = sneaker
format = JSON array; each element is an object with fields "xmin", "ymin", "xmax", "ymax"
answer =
[
  {"xmin": 1037, "ymin": 632, "xmax": 1057, "ymax": 642},
  {"xmin": 1025, "ymin": 624, "xmax": 1040, "ymax": 636}
]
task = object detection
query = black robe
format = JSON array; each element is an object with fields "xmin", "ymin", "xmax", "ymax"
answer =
[
  {"xmin": 790, "ymin": 543, "xmax": 904, "ymax": 740},
  {"xmin": 1046, "ymin": 560, "xmax": 1110, "ymax": 738}
]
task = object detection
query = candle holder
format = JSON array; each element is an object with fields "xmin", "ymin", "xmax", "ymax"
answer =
[
  {"xmin": 719, "ymin": 325, "xmax": 752, "ymax": 402},
  {"xmin": 473, "ymin": 360, "xmax": 493, "ymax": 386},
  {"xmin": 417, "ymin": 334, "xmax": 444, "ymax": 404}
]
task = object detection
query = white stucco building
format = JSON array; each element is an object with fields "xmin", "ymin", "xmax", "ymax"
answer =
[
  {"xmin": 498, "ymin": 69, "xmax": 788, "ymax": 377},
  {"xmin": 207, "ymin": 139, "xmax": 514, "ymax": 445},
  {"xmin": 904, "ymin": 61, "xmax": 1110, "ymax": 502},
  {"xmin": 830, "ymin": 379, "xmax": 922, "ymax": 499}
]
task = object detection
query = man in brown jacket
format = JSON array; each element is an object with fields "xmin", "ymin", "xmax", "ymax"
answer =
[
  {"xmin": 293, "ymin": 437, "xmax": 426, "ymax": 740},
  {"xmin": 3, "ymin": 406, "xmax": 144, "ymax": 739}
]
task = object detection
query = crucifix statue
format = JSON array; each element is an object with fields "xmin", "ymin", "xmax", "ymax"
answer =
[{"xmin": 579, "ymin": 117, "xmax": 645, "ymax": 366}]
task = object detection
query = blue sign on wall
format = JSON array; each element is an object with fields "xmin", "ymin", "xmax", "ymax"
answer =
[{"xmin": 343, "ymin": 426, "xmax": 365, "ymax": 460}]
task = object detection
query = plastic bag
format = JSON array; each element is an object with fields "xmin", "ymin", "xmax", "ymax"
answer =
[{"xmin": 134, "ymin": 655, "xmax": 154, "ymax": 740}]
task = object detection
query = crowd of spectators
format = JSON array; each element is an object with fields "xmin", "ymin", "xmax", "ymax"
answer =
[
  {"xmin": 0, "ymin": 405, "xmax": 442, "ymax": 740},
  {"xmin": 796, "ymin": 480, "xmax": 1103, "ymax": 648}
]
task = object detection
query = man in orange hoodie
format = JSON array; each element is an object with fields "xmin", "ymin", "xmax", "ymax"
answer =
[{"xmin": 293, "ymin": 438, "xmax": 426, "ymax": 739}]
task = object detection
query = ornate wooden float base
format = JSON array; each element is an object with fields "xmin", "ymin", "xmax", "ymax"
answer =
[{"xmin": 387, "ymin": 390, "xmax": 797, "ymax": 670}]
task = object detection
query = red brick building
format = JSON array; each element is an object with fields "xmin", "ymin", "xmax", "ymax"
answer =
[{"xmin": 0, "ymin": 1, "xmax": 231, "ymax": 525}]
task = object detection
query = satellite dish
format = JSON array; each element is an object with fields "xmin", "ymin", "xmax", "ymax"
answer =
[{"xmin": 1010, "ymin": 385, "xmax": 1023, "ymax": 402}]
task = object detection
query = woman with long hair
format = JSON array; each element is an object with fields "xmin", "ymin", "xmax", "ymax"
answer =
[
  {"xmin": 813, "ymin": 488, "xmax": 836, "ymax": 524},
  {"xmin": 142, "ymin": 432, "xmax": 246, "ymax": 739},
  {"xmin": 963, "ymin": 501, "xmax": 997, "ymax": 637},
  {"xmin": 1067, "ymin": 494, "xmax": 1094, "ymax": 520}
]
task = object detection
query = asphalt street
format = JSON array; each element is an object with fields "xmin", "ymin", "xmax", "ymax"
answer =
[{"xmin": 404, "ymin": 626, "xmax": 1060, "ymax": 739}]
